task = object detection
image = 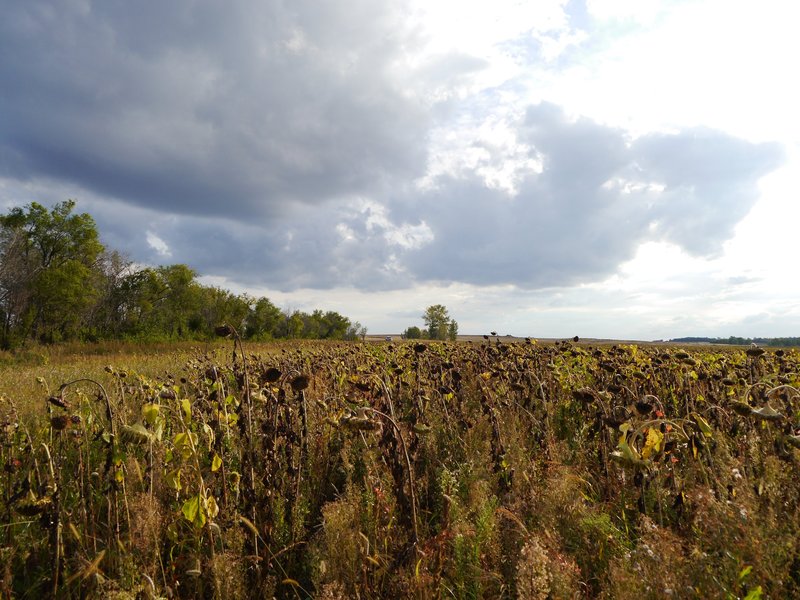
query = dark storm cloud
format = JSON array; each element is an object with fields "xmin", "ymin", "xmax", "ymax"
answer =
[
  {"xmin": 402, "ymin": 103, "xmax": 784, "ymax": 287},
  {"xmin": 0, "ymin": 0, "xmax": 429, "ymax": 217},
  {"xmin": 78, "ymin": 102, "xmax": 783, "ymax": 292},
  {"xmin": 85, "ymin": 196, "xmax": 413, "ymax": 291}
]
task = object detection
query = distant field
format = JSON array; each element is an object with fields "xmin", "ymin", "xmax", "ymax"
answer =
[
  {"xmin": 366, "ymin": 333, "xmax": 716, "ymax": 345},
  {"xmin": 0, "ymin": 338, "xmax": 797, "ymax": 598},
  {"xmin": 366, "ymin": 334, "xmax": 579, "ymax": 343}
]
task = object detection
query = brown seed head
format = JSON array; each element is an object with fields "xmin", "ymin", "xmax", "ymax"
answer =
[
  {"xmin": 263, "ymin": 367, "xmax": 281, "ymax": 383},
  {"xmin": 50, "ymin": 415, "xmax": 70, "ymax": 430},
  {"xmin": 290, "ymin": 375, "xmax": 309, "ymax": 392},
  {"xmin": 214, "ymin": 324, "xmax": 234, "ymax": 337},
  {"xmin": 47, "ymin": 396, "xmax": 68, "ymax": 410}
]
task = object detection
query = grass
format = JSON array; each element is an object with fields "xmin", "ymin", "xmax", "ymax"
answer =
[{"xmin": 0, "ymin": 337, "xmax": 798, "ymax": 598}]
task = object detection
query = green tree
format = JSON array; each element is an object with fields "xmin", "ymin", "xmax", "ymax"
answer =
[
  {"xmin": 0, "ymin": 227, "xmax": 35, "ymax": 347},
  {"xmin": 107, "ymin": 264, "xmax": 203, "ymax": 340},
  {"xmin": 318, "ymin": 310, "xmax": 354, "ymax": 339},
  {"xmin": 422, "ymin": 304, "xmax": 458, "ymax": 341},
  {"xmin": 0, "ymin": 200, "xmax": 371, "ymax": 346},
  {"xmin": 0, "ymin": 201, "xmax": 104, "ymax": 344},
  {"xmin": 111, "ymin": 268, "xmax": 166, "ymax": 338},
  {"xmin": 302, "ymin": 310, "xmax": 323, "ymax": 339},
  {"xmin": 244, "ymin": 297, "xmax": 283, "ymax": 339},
  {"xmin": 154, "ymin": 264, "xmax": 202, "ymax": 338},
  {"xmin": 88, "ymin": 250, "xmax": 136, "ymax": 339},
  {"xmin": 447, "ymin": 319, "xmax": 459, "ymax": 341},
  {"xmin": 346, "ymin": 321, "xmax": 367, "ymax": 341},
  {"xmin": 279, "ymin": 311, "xmax": 305, "ymax": 339},
  {"xmin": 32, "ymin": 259, "xmax": 99, "ymax": 342},
  {"xmin": 195, "ymin": 286, "xmax": 250, "ymax": 336},
  {"xmin": 403, "ymin": 326, "xmax": 422, "ymax": 339}
]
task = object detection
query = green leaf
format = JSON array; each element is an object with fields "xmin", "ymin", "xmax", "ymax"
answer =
[
  {"xmin": 693, "ymin": 414, "xmax": 713, "ymax": 438},
  {"xmin": 182, "ymin": 495, "xmax": 201, "ymax": 525},
  {"xmin": 205, "ymin": 495, "xmax": 219, "ymax": 519},
  {"xmin": 165, "ymin": 468, "xmax": 182, "ymax": 491},
  {"xmin": 180, "ymin": 398, "xmax": 192, "ymax": 422},
  {"xmin": 112, "ymin": 448, "xmax": 127, "ymax": 466},
  {"xmin": 612, "ymin": 426, "xmax": 649, "ymax": 469},
  {"xmin": 152, "ymin": 419, "xmax": 164, "ymax": 442},
  {"xmin": 743, "ymin": 586, "xmax": 763, "ymax": 600},
  {"xmin": 610, "ymin": 451, "xmax": 649, "ymax": 469},
  {"xmin": 412, "ymin": 423, "xmax": 431, "ymax": 435},
  {"xmin": 641, "ymin": 428, "xmax": 663, "ymax": 460},
  {"xmin": 182, "ymin": 494, "xmax": 206, "ymax": 528},
  {"xmin": 142, "ymin": 403, "xmax": 160, "ymax": 425},
  {"xmin": 173, "ymin": 431, "xmax": 197, "ymax": 460},
  {"xmin": 616, "ymin": 431, "xmax": 638, "ymax": 459},
  {"xmin": 166, "ymin": 521, "xmax": 180, "ymax": 542},
  {"xmin": 211, "ymin": 453, "xmax": 223, "ymax": 472}
]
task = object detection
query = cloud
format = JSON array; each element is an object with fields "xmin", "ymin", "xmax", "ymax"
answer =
[
  {"xmin": 630, "ymin": 128, "xmax": 783, "ymax": 255},
  {"xmin": 0, "ymin": 0, "xmax": 433, "ymax": 218},
  {"xmin": 401, "ymin": 103, "xmax": 783, "ymax": 287},
  {"xmin": 145, "ymin": 231, "xmax": 171, "ymax": 258},
  {"xmin": 80, "ymin": 103, "xmax": 782, "ymax": 296},
  {"xmin": 0, "ymin": 2, "xmax": 786, "ymax": 305}
]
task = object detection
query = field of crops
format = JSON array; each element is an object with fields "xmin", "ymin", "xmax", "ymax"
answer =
[{"xmin": 0, "ymin": 337, "xmax": 798, "ymax": 599}]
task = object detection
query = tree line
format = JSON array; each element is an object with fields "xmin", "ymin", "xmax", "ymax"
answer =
[
  {"xmin": 0, "ymin": 201, "xmax": 366, "ymax": 349},
  {"xmin": 670, "ymin": 336, "xmax": 800, "ymax": 348}
]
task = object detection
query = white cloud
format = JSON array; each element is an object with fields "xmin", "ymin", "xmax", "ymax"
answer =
[
  {"xmin": 420, "ymin": 109, "xmax": 543, "ymax": 195},
  {"xmin": 146, "ymin": 231, "xmax": 171, "ymax": 257}
]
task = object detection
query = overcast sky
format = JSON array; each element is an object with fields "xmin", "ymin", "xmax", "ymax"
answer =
[{"xmin": 2, "ymin": 0, "xmax": 798, "ymax": 339}]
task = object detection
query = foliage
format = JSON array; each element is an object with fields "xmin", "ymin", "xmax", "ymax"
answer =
[
  {"xmin": 0, "ymin": 201, "xmax": 363, "ymax": 348},
  {"xmin": 404, "ymin": 305, "xmax": 458, "ymax": 341},
  {"xmin": 1, "ymin": 339, "xmax": 799, "ymax": 598},
  {"xmin": 243, "ymin": 297, "xmax": 283, "ymax": 340},
  {"xmin": 422, "ymin": 304, "xmax": 457, "ymax": 341},
  {"xmin": 402, "ymin": 325, "xmax": 423, "ymax": 339},
  {"xmin": 0, "ymin": 201, "xmax": 102, "ymax": 345}
]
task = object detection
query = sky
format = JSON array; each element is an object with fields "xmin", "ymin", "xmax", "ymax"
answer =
[{"xmin": 1, "ymin": 0, "xmax": 798, "ymax": 339}]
